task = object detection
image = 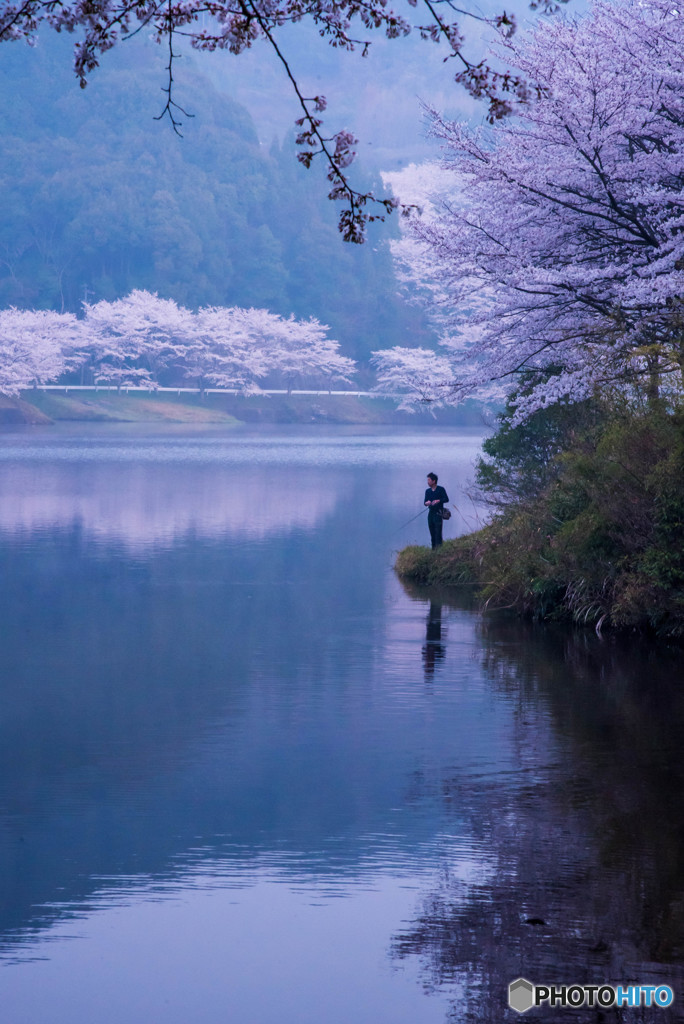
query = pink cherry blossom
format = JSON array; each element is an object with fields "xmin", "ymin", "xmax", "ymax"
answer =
[
  {"xmin": 0, "ymin": 308, "xmax": 83, "ymax": 394},
  {"xmin": 380, "ymin": 0, "xmax": 684, "ymax": 420}
]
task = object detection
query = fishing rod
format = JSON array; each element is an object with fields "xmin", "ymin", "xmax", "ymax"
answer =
[
  {"xmin": 394, "ymin": 502, "xmax": 456, "ymax": 534},
  {"xmin": 394, "ymin": 506, "xmax": 428, "ymax": 533}
]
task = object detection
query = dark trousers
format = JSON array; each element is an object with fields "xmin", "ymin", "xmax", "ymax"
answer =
[{"xmin": 428, "ymin": 513, "xmax": 443, "ymax": 549}]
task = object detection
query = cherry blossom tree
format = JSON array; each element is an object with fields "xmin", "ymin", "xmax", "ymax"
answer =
[
  {"xmin": 252, "ymin": 310, "xmax": 355, "ymax": 389},
  {"xmin": 181, "ymin": 305, "xmax": 272, "ymax": 392},
  {"xmin": 83, "ymin": 289, "xmax": 195, "ymax": 387},
  {"xmin": 0, "ymin": 308, "xmax": 83, "ymax": 394},
  {"xmin": 0, "ymin": 0, "xmax": 557, "ymax": 242},
  {"xmin": 372, "ymin": 345, "xmax": 453, "ymax": 406},
  {"xmin": 0, "ymin": 293, "xmax": 354, "ymax": 393},
  {"xmin": 182, "ymin": 305, "xmax": 355, "ymax": 391},
  {"xmin": 381, "ymin": 0, "xmax": 684, "ymax": 420}
]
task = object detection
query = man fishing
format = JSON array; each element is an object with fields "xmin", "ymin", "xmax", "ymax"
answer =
[{"xmin": 424, "ymin": 472, "xmax": 449, "ymax": 549}]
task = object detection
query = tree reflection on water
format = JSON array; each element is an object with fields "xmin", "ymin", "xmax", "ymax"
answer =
[{"xmin": 396, "ymin": 583, "xmax": 684, "ymax": 1023}]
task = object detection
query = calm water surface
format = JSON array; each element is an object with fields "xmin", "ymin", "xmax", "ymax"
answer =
[{"xmin": 1, "ymin": 424, "xmax": 683, "ymax": 1023}]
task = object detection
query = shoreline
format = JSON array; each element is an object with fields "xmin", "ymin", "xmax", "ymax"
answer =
[
  {"xmin": 395, "ymin": 530, "xmax": 684, "ymax": 640},
  {"xmin": 3, "ymin": 390, "xmax": 487, "ymax": 427}
]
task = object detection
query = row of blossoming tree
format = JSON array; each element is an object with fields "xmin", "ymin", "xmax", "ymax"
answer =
[
  {"xmin": 371, "ymin": 0, "xmax": 684, "ymax": 423},
  {"xmin": 0, "ymin": 291, "xmax": 355, "ymax": 396}
]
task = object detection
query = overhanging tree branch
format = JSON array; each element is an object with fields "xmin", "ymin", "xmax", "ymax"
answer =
[{"xmin": 0, "ymin": 0, "xmax": 567, "ymax": 241}]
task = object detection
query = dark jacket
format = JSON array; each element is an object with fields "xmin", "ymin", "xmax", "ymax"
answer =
[{"xmin": 425, "ymin": 485, "xmax": 449, "ymax": 516}]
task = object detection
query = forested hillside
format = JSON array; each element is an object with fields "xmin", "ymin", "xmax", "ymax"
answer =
[{"xmin": 0, "ymin": 35, "xmax": 431, "ymax": 362}]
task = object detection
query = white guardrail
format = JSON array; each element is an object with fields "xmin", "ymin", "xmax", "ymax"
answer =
[{"xmin": 32, "ymin": 385, "xmax": 389, "ymax": 397}]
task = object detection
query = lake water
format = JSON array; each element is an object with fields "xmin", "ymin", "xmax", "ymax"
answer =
[{"xmin": 1, "ymin": 424, "xmax": 683, "ymax": 1023}]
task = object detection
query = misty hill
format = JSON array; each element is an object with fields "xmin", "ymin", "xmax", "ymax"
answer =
[{"xmin": 0, "ymin": 34, "xmax": 434, "ymax": 363}]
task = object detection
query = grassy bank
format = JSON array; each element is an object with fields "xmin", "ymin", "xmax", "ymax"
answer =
[
  {"xmin": 396, "ymin": 402, "xmax": 684, "ymax": 638},
  {"xmin": 0, "ymin": 393, "xmax": 52, "ymax": 424},
  {"xmin": 23, "ymin": 391, "xmax": 239, "ymax": 424},
  {"xmin": 12, "ymin": 390, "xmax": 486, "ymax": 426}
]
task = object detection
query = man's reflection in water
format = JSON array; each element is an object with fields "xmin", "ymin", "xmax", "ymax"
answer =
[{"xmin": 422, "ymin": 600, "xmax": 446, "ymax": 680}]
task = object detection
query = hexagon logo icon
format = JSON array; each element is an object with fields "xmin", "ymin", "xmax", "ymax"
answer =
[{"xmin": 509, "ymin": 978, "xmax": 535, "ymax": 1014}]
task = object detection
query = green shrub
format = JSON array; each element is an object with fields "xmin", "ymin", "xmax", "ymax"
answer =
[{"xmin": 397, "ymin": 401, "xmax": 684, "ymax": 636}]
